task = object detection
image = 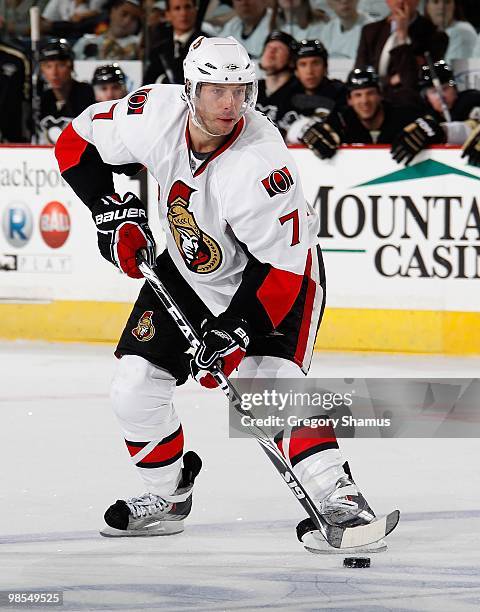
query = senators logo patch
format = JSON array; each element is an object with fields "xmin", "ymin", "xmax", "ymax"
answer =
[
  {"xmin": 127, "ymin": 88, "xmax": 152, "ymax": 115},
  {"xmin": 166, "ymin": 180, "xmax": 222, "ymax": 274},
  {"xmin": 132, "ymin": 310, "xmax": 155, "ymax": 342},
  {"xmin": 261, "ymin": 166, "xmax": 294, "ymax": 197}
]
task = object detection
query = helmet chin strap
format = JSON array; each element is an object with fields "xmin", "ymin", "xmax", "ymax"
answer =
[{"xmin": 190, "ymin": 111, "xmax": 227, "ymax": 138}]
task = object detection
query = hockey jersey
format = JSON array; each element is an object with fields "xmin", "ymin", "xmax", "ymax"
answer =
[{"xmin": 55, "ymin": 84, "xmax": 321, "ymax": 333}]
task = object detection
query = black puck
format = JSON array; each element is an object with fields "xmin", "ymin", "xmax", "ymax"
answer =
[{"xmin": 343, "ymin": 557, "xmax": 371, "ymax": 568}]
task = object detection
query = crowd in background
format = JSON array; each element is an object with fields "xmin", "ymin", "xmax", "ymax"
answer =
[{"xmin": 1, "ymin": 0, "xmax": 480, "ymax": 164}]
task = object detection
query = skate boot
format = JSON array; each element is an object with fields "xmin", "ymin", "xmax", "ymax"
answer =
[
  {"xmin": 100, "ymin": 450, "xmax": 202, "ymax": 537},
  {"xmin": 297, "ymin": 468, "xmax": 386, "ymax": 554}
]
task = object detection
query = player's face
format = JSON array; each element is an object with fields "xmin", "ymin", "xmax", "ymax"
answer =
[
  {"xmin": 426, "ymin": 0, "xmax": 454, "ymax": 28},
  {"xmin": 166, "ymin": 0, "xmax": 197, "ymax": 35},
  {"xmin": 195, "ymin": 83, "xmax": 247, "ymax": 135},
  {"xmin": 261, "ymin": 41, "xmax": 291, "ymax": 75},
  {"xmin": 109, "ymin": 2, "xmax": 141, "ymax": 38},
  {"xmin": 232, "ymin": 0, "xmax": 267, "ymax": 21},
  {"xmin": 347, "ymin": 87, "xmax": 382, "ymax": 120},
  {"xmin": 40, "ymin": 60, "xmax": 72, "ymax": 89},
  {"xmin": 94, "ymin": 82, "xmax": 127, "ymax": 102},
  {"xmin": 327, "ymin": 0, "xmax": 358, "ymax": 20},
  {"xmin": 295, "ymin": 57, "xmax": 326, "ymax": 91},
  {"xmin": 425, "ymin": 84, "xmax": 457, "ymax": 111}
]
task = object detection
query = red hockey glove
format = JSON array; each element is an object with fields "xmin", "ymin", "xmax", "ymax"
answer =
[
  {"xmin": 190, "ymin": 315, "xmax": 250, "ymax": 388},
  {"xmin": 91, "ymin": 192, "xmax": 156, "ymax": 278}
]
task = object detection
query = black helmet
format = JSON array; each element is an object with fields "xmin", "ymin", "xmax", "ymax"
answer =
[
  {"xmin": 92, "ymin": 64, "xmax": 126, "ymax": 86},
  {"xmin": 296, "ymin": 39, "xmax": 328, "ymax": 63},
  {"xmin": 39, "ymin": 38, "xmax": 74, "ymax": 63},
  {"xmin": 418, "ymin": 61, "xmax": 456, "ymax": 90},
  {"xmin": 263, "ymin": 30, "xmax": 298, "ymax": 54},
  {"xmin": 347, "ymin": 66, "xmax": 380, "ymax": 91}
]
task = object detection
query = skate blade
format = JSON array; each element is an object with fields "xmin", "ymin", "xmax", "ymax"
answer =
[
  {"xmin": 99, "ymin": 519, "xmax": 184, "ymax": 538},
  {"xmin": 303, "ymin": 532, "xmax": 387, "ymax": 555}
]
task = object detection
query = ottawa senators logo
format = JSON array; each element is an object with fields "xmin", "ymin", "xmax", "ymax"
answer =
[
  {"xmin": 166, "ymin": 180, "xmax": 222, "ymax": 274},
  {"xmin": 127, "ymin": 88, "xmax": 151, "ymax": 115},
  {"xmin": 132, "ymin": 310, "xmax": 155, "ymax": 342},
  {"xmin": 261, "ymin": 166, "xmax": 294, "ymax": 197}
]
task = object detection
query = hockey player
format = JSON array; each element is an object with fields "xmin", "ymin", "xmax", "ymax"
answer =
[
  {"xmin": 289, "ymin": 66, "xmax": 421, "ymax": 154},
  {"xmin": 55, "ymin": 36, "xmax": 375, "ymax": 545},
  {"xmin": 92, "ymin": 64, "xmax": 128, "ymax": 102},
  {"xmin": 39, "ymin": 39, "xmax": 95, "ymax": 144},
  {"xmin": 255, "ymin": 30, "xmax": 299, "ymax": 134},
  {"xmin": 391, "ymin": 61, "xmax": 480, "ymax": 165}
]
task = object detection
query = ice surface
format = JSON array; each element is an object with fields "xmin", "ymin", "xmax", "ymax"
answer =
[{"xmin": 1, "ymin": 342, "xmax": 479, "ymax": 611}]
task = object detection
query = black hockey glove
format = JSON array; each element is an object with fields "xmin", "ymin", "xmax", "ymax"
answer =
[
  {"xmin": 391, "ymin": 115, "xmax": 445, "ymax": 166},
  {"xmin": 91, "ymin": 192, "xmax": 156, "ymax": 279},
  {"xmin": 301, "ymin": 120, "xmax": 341, "ymax": 159},
  {"xmin": 190, "ymin": 315, "xmax": 250, "ymax": 389},
  {"xmin": 461, "ymin": 123, "xmax": 480, "ymax": 167}
]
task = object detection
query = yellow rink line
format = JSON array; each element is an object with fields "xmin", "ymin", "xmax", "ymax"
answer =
[{"xmin": 0, "ymin": 301, "xmax": 479, "ymax": 354}]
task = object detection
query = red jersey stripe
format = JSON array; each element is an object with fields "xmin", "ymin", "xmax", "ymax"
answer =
[
  {"xmin": 256, "ymin": 266, "xmax": 303, "ymax": 329},
  {"xmin": 141, "ymin": 428, "xmax": 184, "ymax": 464},
  {"xmin": 55, "ymin": 122, "xmax": 89, "ymax": 174},
  {"xmin": 294, "ymin": 250, "xmax": 316, "ymax": 367}
]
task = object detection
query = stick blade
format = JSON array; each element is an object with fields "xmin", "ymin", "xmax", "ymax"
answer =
[{"xmin": 326, "ymin": 510, "xmax": 400, "ymax": 549}]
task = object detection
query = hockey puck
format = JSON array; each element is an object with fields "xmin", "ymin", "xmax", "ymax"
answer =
[{"xmin": 343, "ymin": 557, "xmax": 371, "ymax": 568}]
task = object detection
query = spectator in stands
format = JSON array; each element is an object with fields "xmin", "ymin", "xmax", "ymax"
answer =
[
  {"xmin": 92, "ymin": 63, "xmax": 127, "ymax": 101},
  {"xmin": 271, "ymin": 0, "xmax": 325, "ymax": 41},
  {"xmin": 425, "ymin": 0, "xmax": 477, "ymax": 61},
  {"xmin": 355, "ymin": 0, "xmax": 448, "ymax": 105},
  {"xmin": 256, "ymin": 30, "xmax": 299, "ymax": 134},
  {"xmin": 202, "ymin": 1, "xmax": 236, "ymax": 32},
  {"xmin": 290, "ymin": 39, "xmax": 346, "ymax": 118},
  {"xmin": 42, "ymin": 0, "xmax": 106, "ymax": 35},
  {"xmin": 144, "ymin": 0, "xmax": 209, "ymax": 84},
  {"xmin": 310, "ymin": 0, "xmax": 335, "ymax": 20},
  {"xmin": 0, "ymin": 36, "xmax": 30, "ymax": 142},
  {"xmin": 319, "ymin": 0, "xmax": 372, "ymax": 59},
  {"xmin": 289, "ymin": 65, "xmax": 421, "ymax": 153},
  {"xmin": 73, "ymin": 0, "xmax": 142, "ymax": 60},
  {"xmin": 220, "ymin": 0, "xmax": 272, "ymax": 62},
  {"xmin": 358, "ymin": 0, "xmax": 390, "ymax": 20},
  {"xmin": 1, "ymin": 1, "xmax": 48, "ymax": 38},
  {"xmin": 39, "ymin": 38, "xmax": 95, "ymax": 144},
  {"xmin": 391, "ymin": 61, "xmax": 480, "ymax": 165}
]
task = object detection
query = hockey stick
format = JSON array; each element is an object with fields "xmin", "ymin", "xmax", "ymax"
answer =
[
  {"xmin": 425, "ymin": 51, "xmax": 452, "ymax": 123},
  {"xmin": 136, "ymin": 250, "xmax": 400, "ymax": 548},
  {"xmin": 29, "ymin": 6, "xmax": 41, "ymax": 144}
]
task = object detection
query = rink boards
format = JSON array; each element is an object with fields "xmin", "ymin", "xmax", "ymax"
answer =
[{"xmin": 0, "ymin": 144, "xmax": 479, "ymax": 354}]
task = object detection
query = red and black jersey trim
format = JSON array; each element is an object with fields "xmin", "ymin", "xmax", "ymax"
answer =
[
  {"xmin": 274, "ymin": 419, "xmax": 338, "ymax": 468},
  {"xmin": 185, "ymin": 116, "xmax": 244, "ymax": 178},
  {"xmin": 125, "ymin": 425, "xmax": 184, "ymax": 469}
]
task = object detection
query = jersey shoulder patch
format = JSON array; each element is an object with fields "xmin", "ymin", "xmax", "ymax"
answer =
[
  {"xmin": 127, "ymin": 88, "xmax": 152, "ymax": 115},
  {"xmin": 261, "ymin": 166, "xmax": 294, "ymax": 197}
]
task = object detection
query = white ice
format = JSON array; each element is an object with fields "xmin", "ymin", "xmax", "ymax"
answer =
[{"xmin": 1, "ymin": 342, "xmax": 479, "ymax": 611}]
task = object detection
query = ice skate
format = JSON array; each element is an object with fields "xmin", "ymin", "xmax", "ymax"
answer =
[{"xmin": 100, "ymin": 451, "xmax": 202, "ymax": 537}]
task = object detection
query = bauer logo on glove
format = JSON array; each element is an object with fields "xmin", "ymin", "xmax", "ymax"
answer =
[{"xmin": 90, "ymin": 192, "xmax": 156, "ymax": 279}]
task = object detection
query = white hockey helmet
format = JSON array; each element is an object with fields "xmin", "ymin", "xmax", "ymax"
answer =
[{"xmin": 183, "ymin": 36, "xmax": 258, "ymax": 134}]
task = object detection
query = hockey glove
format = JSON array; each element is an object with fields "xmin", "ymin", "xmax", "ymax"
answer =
[
  {"xmin": 190, "ymin": 315, "xmax": 250, "ymax": 389},
  {"xmin": 461, "ymin": 123, "xmax": 480, "ymax": 167},
  {"xmin": 391, "ymin": 115, "xmax": 445, "ymax": 166},
  {"xmin": 91, "ymin": 192, "xmax": 156, "ymax": 279},
  {"xmin": 300, "ymin": 120, "xmax": 341, "ymax": 159}
]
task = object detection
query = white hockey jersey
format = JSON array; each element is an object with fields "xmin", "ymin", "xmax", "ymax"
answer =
[{"xmin": 68, "ymin": 84, "xmax": 321, "ymax": 319}]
